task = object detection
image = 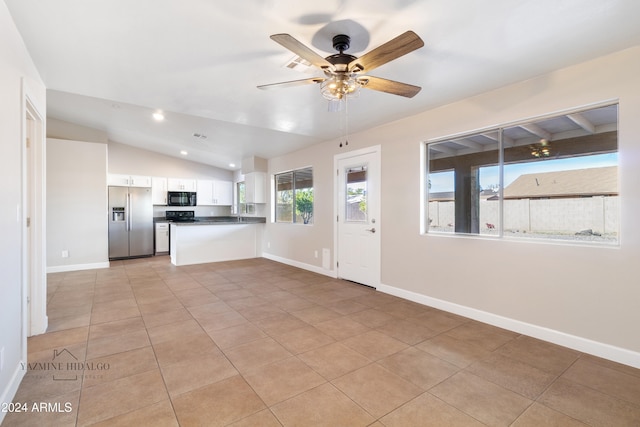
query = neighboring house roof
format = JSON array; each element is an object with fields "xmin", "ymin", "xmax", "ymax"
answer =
[
  {"xmin": 429, "ymin": 191, "xmax": 455, "ymax": 202},
  {"xmin": 502, "ymin": 166, "xmax": 618, "ymax": 199}
]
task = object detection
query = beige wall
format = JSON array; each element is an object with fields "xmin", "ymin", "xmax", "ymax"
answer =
[
  {"xmin": 264, "ymin": 46, "xmax": 640, "ymax": 366},
  {"xmin": 0, "ymin": 0, "xmax": 46, "ymax": 419},
  {"xmin": 47, "ymin": 117, "xmax": 108, "ymax": 144},
  {"xmin": 46, "ymin": 138, "xmax": 109, "ymax": 270}
]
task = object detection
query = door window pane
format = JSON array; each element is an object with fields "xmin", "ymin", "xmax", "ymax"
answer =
[{"xmin": 345, "ymin": 166, "xmax": 367, "ymax": 222}]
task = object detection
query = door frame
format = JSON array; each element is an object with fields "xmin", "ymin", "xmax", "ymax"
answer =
[
  {"xmin": 333, "ymin": 145, "xmax": 381, "ymax": 286},
  {"xmin": 21, "ymin": 78, "xmax": 47, "ymax": 340}
]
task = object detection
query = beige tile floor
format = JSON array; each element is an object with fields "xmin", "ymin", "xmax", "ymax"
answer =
[{"xmin": 4, "ymin": 256, "xmax": 640, "ymax": 426}]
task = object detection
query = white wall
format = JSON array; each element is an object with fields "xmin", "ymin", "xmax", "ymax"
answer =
[
  {"xmin": 0, "ymin": 0, "xmax": 46, "ymax": 420},
  {"xmin": 48, "ymin": 119, "xmax": 234, "ymax": 182},
  {"xmin": 264, "ymin": 46, "xmax": 640, "ymax": 367},
  {"xmin": 49, "ymin": 123, "xmax": 236, "ymax": 218},
  {"xmin": 108, "ymin": 140, "xmax": 233, "ymax": 181},
  {"xmin": 46, "ymin": 138, "xmax": 109, "ymax": 271}
]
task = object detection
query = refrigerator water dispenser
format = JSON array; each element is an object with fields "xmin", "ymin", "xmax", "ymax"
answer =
[{"xmin": 112, "ymin": 207, "xmax": 125, "ymax": 221}]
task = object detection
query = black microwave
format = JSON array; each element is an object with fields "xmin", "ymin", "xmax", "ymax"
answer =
[{"xmin": 167, "ymin": 191, "xmax": 197, "ymax": 206}]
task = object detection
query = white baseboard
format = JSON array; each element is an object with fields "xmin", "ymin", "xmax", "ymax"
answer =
[
  {"xmin": 247, "ymin": 255, "xmax": 640, "ymax": 369},
  {"xmin": 30, "ymin": 315, "xmax": 48, "ymax": 336},
  {"xmin": 262, "ymin": 252, "xmax": 337, "ymax": 279},
  {"xmin": 0, "ymin": 361, "xmax": 26, "ymax": 425},
  {"xmin": 46, "ymin": 261, "xmax": 110, "ymax": 273},
  {"xmin": 378, "ymin": 282, "xmax": 640, "ymax": 369}
]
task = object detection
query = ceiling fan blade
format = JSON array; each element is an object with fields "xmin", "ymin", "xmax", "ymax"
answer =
[
  {"xmin": 257, "ymin": 77, "xmax": 325, "ymax": 90},
  {"xmin": 349, "ymin": 30, "xmax": 424, "ymax": 73},
  {"xmin": 270, "ymin": 34, "xmax": 335, "ymax": 70},
  {"xmin": 357, "ymin": 76, "xmax": 421, "ymax": 98}
]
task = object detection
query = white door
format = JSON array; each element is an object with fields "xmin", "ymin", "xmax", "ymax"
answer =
[{"xmin": 336, "ymin": 147, "xmax": 381, "ymax": 288}]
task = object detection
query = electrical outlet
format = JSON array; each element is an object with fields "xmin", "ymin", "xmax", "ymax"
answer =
[
  {"xmin": 314, "ymin": 250, "xmax": 318, "ymax": 258},
  {"xmin": 62, "ymin": 250, "xmax": 69, "ymax": 258},
  {"xmin": 267, "ymin": 242, "xmax": 271, "ymax": 249}
]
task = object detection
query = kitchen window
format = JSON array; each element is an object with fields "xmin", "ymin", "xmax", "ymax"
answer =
[
  {"xmin": 425, "ymin": 103, "xmax": 619, "ymax": 245},
  {"xmin": 236, "ymin": 181, "xmax": 246, "ymax": 214},
  {"xmin": 275, "ymin": 167, "xmax": 314, "ymax": 224},
  {"xmin": 236, "ymin": 181, "xmax": 255, "ymax": 215}
]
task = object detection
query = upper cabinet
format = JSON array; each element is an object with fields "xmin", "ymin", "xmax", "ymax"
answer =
[
  {"xmin": 108, "ymin": 174, "xmax": 152, "ymax": 187},
  {"xmin": 245, "ymin": 172, "xmax": 266, "ymax": 204},
  {"xmin": 151, "ymin": 177, "xmax": 168, "ymax": 205},
  {"xmin": 167, "ymin": 178, "xmax": 196, "ymax": 192},
  {"xmin": 112, "ymin": 174, "xmax": 232, "ymax": 206},
  {"xmin": 197, "ymin": 179, "xmax": 233, "ymax": 205}
]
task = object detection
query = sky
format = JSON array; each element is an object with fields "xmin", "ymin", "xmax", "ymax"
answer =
[{"xmin": 429, "ymin": 153, "xmax": 618, "ymax": 193}]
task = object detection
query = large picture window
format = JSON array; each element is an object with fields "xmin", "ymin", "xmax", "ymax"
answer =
[
  {"xmin": 275, "ymin": 167, "xmax": 314, "ymax": 224},
  {"xmin": 425, "ymin": 104, "xmax": 618, "ymax": 244}
]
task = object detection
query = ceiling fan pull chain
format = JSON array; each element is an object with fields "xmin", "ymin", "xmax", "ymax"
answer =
[{"xmin": 345, "ymin": 97, "xmax": 349, "ymax": 146}]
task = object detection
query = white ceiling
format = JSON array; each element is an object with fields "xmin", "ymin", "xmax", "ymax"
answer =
[{"xmin": 6, "ymin": 0, "xmax": 640, "ymax": 171}]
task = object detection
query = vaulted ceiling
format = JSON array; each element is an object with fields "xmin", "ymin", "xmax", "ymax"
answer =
[{"xmin": 6, "ymin": 0, "xmax": 640, "ymax": 170}]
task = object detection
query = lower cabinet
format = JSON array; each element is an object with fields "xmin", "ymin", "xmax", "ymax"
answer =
[
  {"xmin": 170, "ymin": 223, "xmax": 261, "ymax": 266},
  {"xmin": 155, "ymin": 222, "xmax": 169, "ymax": 254}
]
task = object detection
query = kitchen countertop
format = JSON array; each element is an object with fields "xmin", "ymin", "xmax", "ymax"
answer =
[{"xmin": 154, "ymin": 216, "xmax": 265, "ymax": 225}]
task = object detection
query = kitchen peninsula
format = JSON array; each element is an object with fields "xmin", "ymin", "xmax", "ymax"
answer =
[{"xmin": 169, "ymin": 216, "xmax": 265, "ymax": 266}]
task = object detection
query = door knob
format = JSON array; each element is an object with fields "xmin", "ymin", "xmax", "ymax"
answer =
[{"xmin": 365, "ymin": 228, "xmax": 376, "ymax": 233}]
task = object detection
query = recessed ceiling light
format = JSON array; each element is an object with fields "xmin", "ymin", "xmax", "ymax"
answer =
[
  {"xmin": 152, "ymin": 112, "xmax": 165, "ymax": 121},
  {"xmin": 180, "ymin": 150, "xmax": 188, "ymax": 156},
  {"xmin": 229, "ymin": 163, "xmax": 236, "ymax": 168}
]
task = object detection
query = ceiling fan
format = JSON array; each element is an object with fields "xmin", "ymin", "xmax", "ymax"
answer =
[{"xmin": 257, "ymin": 31, "xmax": 425, "ymax": 101}]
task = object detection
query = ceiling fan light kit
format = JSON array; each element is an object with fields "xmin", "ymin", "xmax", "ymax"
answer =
[
  {"xmin": 258, "ymin": 29, "xmax": 425, "ymax": 108},
  {"xmin": 320, "ymin": 75, "xmax": 360, "ymax": 100}
]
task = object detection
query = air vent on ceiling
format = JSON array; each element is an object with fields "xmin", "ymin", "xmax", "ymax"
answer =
[{"xmin": 284, "ymin": 56, "xmax": 313, "ymax": 73}]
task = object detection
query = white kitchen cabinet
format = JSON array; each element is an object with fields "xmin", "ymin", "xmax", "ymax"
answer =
[
  {"xmin": 155, "ymin": 222, "xmax": 169, "ymax": 254},
  {"xmin": 213, "ymin": 180, "xmax": 233, "ymax": 205},
  {"xmin": 129, "ymin": 175, "xmax": 152, "ymax": 187},
  {"xmin": 108, "ymin": 174, "xmax": 151, "ymax": 187},
  {"xmin": 197, "ymin": 179, "xmax": 233, "ymax": 205},
  {"xmin": 151, "ymin": 177, "xmax": 168, "ymax": 205},
  {"xmin": 196, "ymin": 180, "xmax": 213, "ymax": 205},
  {"xmin": 107, "ymin": 174, "xmax": 130, "ymax": 186},
  {"xmin": 167, "ymin": 178, "xmax": 196, "ymax": 192},
  {"xmin": 245, "ymin": 172, "xmax": 266, "ymax": 204}
]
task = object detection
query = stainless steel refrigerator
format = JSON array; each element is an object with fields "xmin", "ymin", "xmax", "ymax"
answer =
[{"xmin": 108, "ymin": 186, "xmax": 154, "ymax": 259}]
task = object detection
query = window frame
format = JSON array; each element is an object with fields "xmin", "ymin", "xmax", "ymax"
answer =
[
  {"xmin": 273, "ymin": 166, "xmax": 314, "ymax": 225},
  {"xmin": 423, "ymin": 102, "xmax": 619, "ymax": 246}
]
